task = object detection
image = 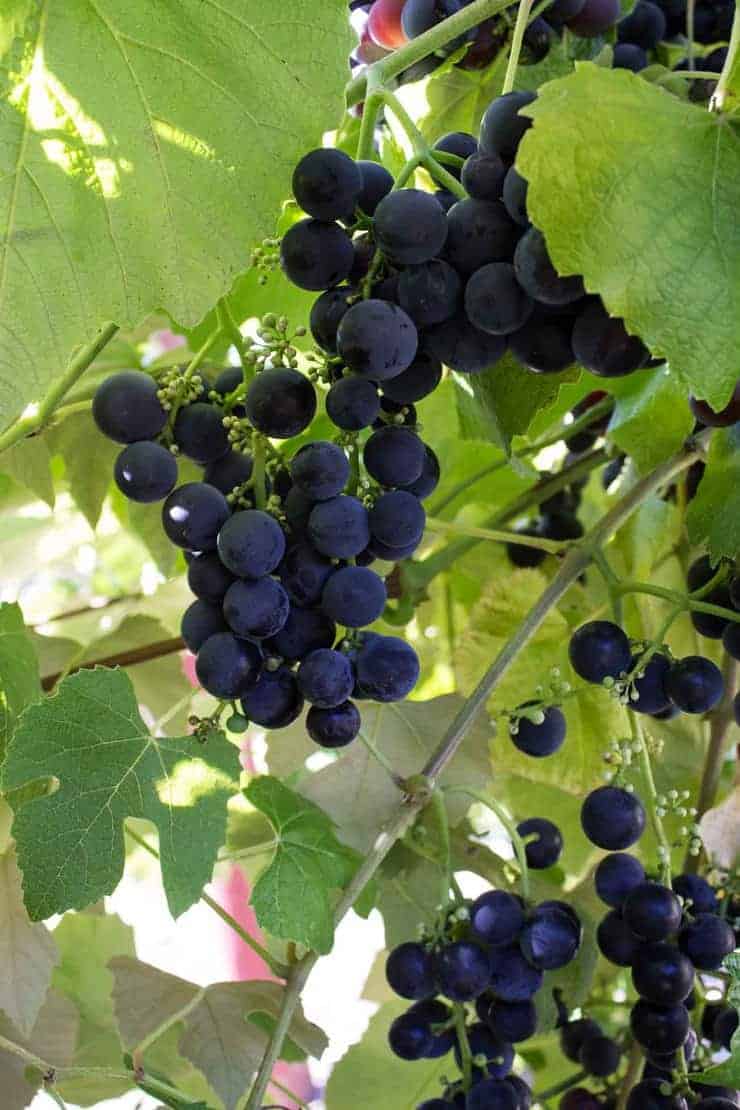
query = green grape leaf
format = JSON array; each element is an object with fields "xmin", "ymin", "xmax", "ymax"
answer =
[
  {"xmin": 47, "ymin": 411, "xmax": 117, "ymax": 529},
  {"xmin": 686, "ymin": 425, "xmax": 740, "ymax": 560},
  {"xmin": 0, "ymin": 846, "xmax": 58, "ymax": 1037},
  {"xmin": 454, "ymin": 355, "xmax": 580, "ymax": 451},
  {"xmin": 110, "ymin": 955, "xmax": 327, "ymax": 1110},
  {"xmin": 517, "ymin": 65, "xmax": 740, "ymax": 410},
  {"xmin": 606, "ymin": 365, "xmax": 694, "ymax": 474},
  {"xmin": 0, "ymin": 601, "xmax": 41, "ymax": 759},
  {"xmin": 277, "ymin": 697, "xmax": 492, "ymax": 855},
  {"xmin": 0, "ymin": 439, "xmax": 55, "ymax": 507},
  {"xmin": 375, "ymin": 843, "xmax": 449, "ymax": 950},
  {"xmin": 244, "ymin": 775, "xmax": 362, "ymax": 954},
  {"xmin": 52, "ymin": 910, "xmax": 135, "ymax": 1105},
  {"xmin": 692, "ymin": 951, "xmax": 740, "ymax": 1088},
  {"xmin": 0, "ymin": 990, "xmax": 79, "ymax": 1110},
  {"xmin": 0, "ymin": 668, "xmax": 238, "ymax": 920},
  {"xmin": 0, "ymin": 0, "xmax": 352, "ymax": 430},
  {"xmin": 454, "ymin": 570, "xmax": 629, "ymax": 794},
  {"xmin": 326, "ymin": 997, "xmax": 452, "ymax": 1110}
]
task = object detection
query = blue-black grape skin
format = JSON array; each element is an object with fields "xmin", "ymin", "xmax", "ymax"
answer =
[
  {"xmin": 397, "ymin": 260, "xmax": 462, "ymax": 328},
  {"xmin": 279, "ymin": 542, "xmax": 335, "ymax": 608},
  {"xmin": 381, "ymin": 350, "xmax": 442, "ymax": 405},
  {"xmin": 572, "ymin": 300, "xmax": 649, "ymax": 377},
  {"xmin": 444, "ymin": 198, "xmax": 520, "ymax": 277},
  {"xmin": 217, "ymin": 510, "xmax": 286, "ymax": 579},
  {"xmin": 114, "ymin": 441, "xmax": 178, "ymax": 503},
  {"xmin": 162, "ymin": 482, "xmax": 231, "ymax": 552},
  {"xmin": 664, "ymin": 655, "xmax": 724, "ymax": 713},
  {"xmin": 173, "ymin": 402, "xmax": 229, "ymax": 464},
  {"xmin": 279, "ymin": 218, "xmax": 354, "ymax": 291},
  {"xmin": 569, "ymin": 620, "xmax": 632, "ymax": 683},
  {"xmin": 509, "ymin": 310, "xmax": 575, "ymax": 374},
  {"xmin": 632, "ymin": 943, "xmax": 695, "ymax": 1005},
  {"xmin": 364, "ymin": 426, "xmax": 426, "ymax": 488},
  {"xmin": 581, "ymin": 785, "xmax": 646, "ymax": 850},
  {"xmin": 187, "ymin": 552, "xmax": 235, "ymax": 604},
  {"xmin": 594, "ymin": 852, "xmax": 646, "ymax": 908},
  {"xmin": 512, "ymin": 705, "xmax": 566, "ymax": 757},
  {"xmin": 326, "ymin": 376, "xmax": 381, "ymax": 430},
  {"xmin": 613, "ymin": 42, "xmax": 649, "ymax": 70},
  {"xmin": 519, "ymin": 904, "xmax": 581, "ymax": 970},
  {"xmin": 479, "ymin": 90, "xmax": 536, "ymax": 160},
  {"xmin": 630, "ymin": 1001, "xmax": 691, "ymax": 1054},
  {"xmin": 503, "ymin": 166, "xmax": 530, "ymax": 226},
  {"xmin": 404, "ymin": 446, "xmax": 440, "ymax": 500},
  {"xmin": 679, "ymin": 914, "xmax": 736, "ymax": 970},
  {"xmin": 597, "ymin": 910, "xmax": 640, "ymax": 966},
  {"xmin": 373, "ymin": 188, "xmax": 449, "ymax": 265},
  {"xmin": 630, "ymin": 652, "xmax": 672, "ymax": 714},
  {"xmin": 203, "ymin": 450, "xmax": 254, "ymax": 496},
  {"xmin": 355, "ymin": 635, "xmax": 420, "ymax": 702},
  {"xmin": 435, "ymin": 940, "xmax": 492, "ymax": 1001},
  {"xmin": 513, "ymin": 227, "xmax": 585, "ymax": 306},
  {"xmin": 488, "ymin": 1000, "xmax": 538, "ymax": 1043},
  {"xmin": 488, "ymin": 945, "xmax": 544, "ymax": 1001},
  {"xmin": 245, "ymin": 367, "xmax": 316, "ymax": 438},
  {"xmin": 223, "ymin": 577, "xmax": 291, "ymax": 640},
  {"xmin": 567, "ymin": 0, "xmax": 621, "ymax": 35},
  {"xmin": 306, "ymin": 701, "xmax": 361, "ymax": 748},
  {"xmin": 461, "ymin": 151, "xmax": 507, "ymax": 201},
  {"xmin": 386, "ymin": 941, "xmax": 437, "ymax": 1000},
  {"xmin": 465, "ymin": 262, "xmax": 535, "ymax": 335},
  {"xmin": 195, "ymin": 632, "xmax": 262, "ymax": 699},
  {"xmin": 292, "ymin": 147, "xmax": 362, "ymax": 222},
  {"xmin": 321, "ymin": 566, "xmax": 387, "ymax": 628},
  {"xmin": 297, "ymin": 648, "xmax": 355, "ymax": 708},
  {"xmin": 470, "ymin": 890, "xmax": 525, "ymax": 947},
  {"xmin": 290, "ymin": 440, "xmax": 350, "ymax": 501},
  {"xmin": 356, "ymin": 159, "xmax": 393, "ymax": 215},
  {"xmin": 181, "ymin": 599, "xmax": 228, "ymax": 653},
  {"xmin": 239, "ymin": 665, "xmax": 304, "ymax": 729},
  {"xmin": 369, "ymin": 489, "xmax": 426, "ymax": 548},
  {"xmin": 425, "ymin": 311, "xmax": 507, "ymax": 375},
  {"xmin": 337, "ymin": 298, "xmax": 418, "ymax": 380},
  {"xmin": 310, "ymin": 287, "xmax": 355, "ymax": 352},
  {"xmin": 517, "ymin": 817, "xmax": 563, "ymax": 869},
  {"xmin": 618, "ymin": 0, "xmax": 666, "ymax": 47},
  {"xmin": 266, "ymin": 605, "xmax": 336, "ymax": 663},
  {"xmin": 93, "ymin": 370, "xmax": 167, "ymax": 444},
  {"xmin": 308, "ymin": 495, "xmax": 370, "ymax": 558},
  {"xmin": 672, "ymin": 873, "xmax": 718, "ymax": 915}
]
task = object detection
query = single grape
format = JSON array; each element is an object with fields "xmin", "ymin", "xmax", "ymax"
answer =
[
  {"xmin": 355, "ymin": 160, "xmax": 393, "ymax": 215},
  {"xmin": 245, "ymin": 367, "xmax": 316, "ymax": 438},
  {"xmin": 470, "ymin": 890, "xmax": 525, "ymax": 947},
  {"xmin": 217, "ymin": 509, "xmax": 286, "ymax": 578},
  {"xmin": 444, "ymin": 198, "xmax": 519, "ymax": 277},
  {"xmin": 280, "ymin": 218, "xmax": 354, "ymax": 291},
  {"xmin": 326, "ymin": 376, "xmax": 381, "ymax": 431},
  {"xmin": 173, "ymin": 402, "xmax": 229, "ymax": 464},
  {"xmin": 517, "ymin": 817, "xmax": 563, "ymax": 869},
  {"xmin": 369, "ymin": 489, "xmax": 426, "ymax": 549},
  {"xmin": 187, "ymin": 552, "xmax": 235, "ymax": 604},
  {"xmin": 425, "ymin": 310, "xmax": 506, "ymax": 374},
  {"xmin": 631, "ymin": 1001, "xmax": 690, "ymax": 1053},
  {"xmin": 292, "ymin": 147, "xmax": 362, "ymax": 222},
  {"xmin": 579, "ymin": 1034, "xmax": 621, "ymax": 1077},
  {"xmin": 181, "ymin": 599, "xmax": 228, "ymax": 653},
  {"xmin": 114, "ymin": 441, "xmax": 178, "ymax": 503},
  {"xmin": 513, "ymin": 227, "xmax": 585, "ymax": 306},
  {"xmin": 290, "ymin": 441, "xmax": 349, "ymax": 502},
  {"xmin": 630, "ymin": 651, "xmax": 672, "ymax": 714},
  {"xmin": 465, "ymin": 262, "xmax": 534, "ymax": 335},
  {"xmin": 560, "ymin": 1019, "xmax": 603, "ymax": 1062},
  {"xmin": 195, "ymin": 632, "xmax": 262, "ymax": 698},
  {"xmin": 387, "ymin": 1011, "xmax": 432, "ymax": 1059},
  {"xmin": 581, "ymin": 785, "xmax": 646, "ymax": 849},
  {"xmin": 435, "ymin": 940, "xmax": 492, "ymax": 1001},
  {"xmin": 373, "ymin": 188, "xmax": 448, "ymax": 265},
  {"xmin": 488, "ymin": 999, "xmax": 537, "ymax": 1043},
  {"xmin": 623, "ymin": 881, "xmax": 682, "ymax": 941},
  {"xmin": 506, "ymin": 523, "xmax": 547, "ymax": 568},
  {"xmin": 364, "ymin": 426, "xmax": 426, "ymax": 488},
  {"xmin": 672, "ymin": 872, "xmax": 718, "ymax": 914},
  {"xmin": 337, "ymin": 298, "xmax": 418, "ymax": 380},
  {"xmin": 613, "ymin": 42, "xmax": 649, "ymax": 69},
  {"xmin": 519, "ymin": 903, "xmax": 581, "ymax": 970},
  {"xmin": 689, "ymin": 380, "xmax": 740, "ymax": 426},
  {"xmin": 283, "ymin": 487, "xmax": 315, "ymax": 536},
  {"xmin": 454, "ymin": 1021, "xmax": 513, "ymax": 1078},
  {"xmin": 595, "ymin": 852, "xmax": 646, "ymax": 908},
  {"xmin": 386, "ymin": 941, "xmax": 436, "ymax": 1000},
  {"xmin": 212, "ymin": 366, "xmax": 244, "ymax": 407},
  {"xmin": 713, "ymin": 1006, "xmax": 739, "ymax": 1050},
  {"xmin": 597, "ymin": 909, "xmax": 640, "ymax": 966},
  {"xmin": 409, "ymin": 999, "xmax": 456, "ymax": 1059},
  {"xmin": 678, "ymin": 913, "xmax": 736, "ymax": 970},
  {"xmin": 367, "ymin": 534, "xmax": 421, "ymax": 562},
  {"xmin": 321, "ymin": 565, "xmax": 387, "ymax": 627},
  {"xmin": 664, "ymin": 655, "xmax": 724, "ymax": 714},
  {"xmin": 632, "ymin": 942, "xmax": 694, "ymax": 1004},
  {"xmin": 93, "ymin": 370, "xmax": 167, "ymax": 444},
  {"xmin": 509, "ymin": 310, "xmax": 575, "ymax": 374},
  {"xmin": 310, "ymin": 287, "xmax": 355, "ymax": 353},
  {"xmin": 203, "ymin": 450, "xmax": 254, "ymax": 496},
  {"xmin": 279, "ymin": 542, "xmax": 334, "ymax": 607},
  {"xmin": 432, "ymin": 130, "xmax": 478, "ymax": 174},
  {"xmin": 569, "ymin": 620, "xmax": 631, "ymax": 683},
  {"xmin": 489, "ymin": 945, "xmax": 544, "ymax": 1001},
  {"xmin": 567, "ymin": 0, "xmax": 621, "ymax": 35},
  {"xmin": 223, "ymin": 577, "xmax": 290, "ymax": 640},
  {"xmin": 433, "ymin": 188, "xmax": 457, "ymax": 212},
  {"xmin": 297, "ymin": 648, "xmax": 354, "ymax": 708},
  {"xmin": 306, "ymin": 700, "xmax": 362, "ymax": 748},
  {"xmin": 355, "ymin": 634, "xmax": 420, "ymax": 702},
  {"xmin": 461, "ymin": 151, "xmax": 507, "ymax": 201},
  {"xmin": 547, "ymin": 0, "xmax": 586, "ymax": 24},
  {"xmin": 368, "ymin": 0, "xmax": 408, "ymax": 48},
  {"xmin": 381, "ymin": 349, "xmax": 442, "ymax": 404},
  {"xmin": 722, "ymin": 621, "xmax": 740, "ymax": 660},
  {"xmin": 239, "ymin": 665, "xmax": 304, "ymax": 729},
  {"xmin": 162, "ymin": 482, "xmax": 230, "ymax": 551},
  {"xmin": 572, "ymin": 300, "xmax": 648, "ymax": 376},
  {"xmin": 467, "ymin": 1079, "xmax": 519, "ymax": 1110},
  {"xmin": 308, "ymin": 495, "xmax": 370, "ymax": 558},
  {"xmin": 397, "ymin": 260, "xmax": 462, "ymax": 328},
  {"xmin": 523, "ymin": 15, "xmax": 554, "ymax": 61},
  {"xmin": 511, "ymin": 705, "xmax": 566, "ymax": 757},
  {"xmin": 626, "ymin": 1080, "xmax": 688, "ymax": 1110},
  {"xmin": 479, "ymin": 91, "xmax": 536, "ymax": 160},
  {"xmin": 502, "ymin": 167, "xmax": 529, "ymax": 227},
  {"xmin": 618, "ymin": 0, "xmax": 667, "ymax": 47},
  {"xmin": 267, "ymin": 605, "xmax": 336, "ymax": 663}
]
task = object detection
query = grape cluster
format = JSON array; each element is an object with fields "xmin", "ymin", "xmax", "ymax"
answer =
[
  {"xmin": 385, "ymin": 884, "xmax": 583, "ymax": 1108},
  {"xmin": 93, "ymin": 346, "xmax": 423, "ymax": 745}
]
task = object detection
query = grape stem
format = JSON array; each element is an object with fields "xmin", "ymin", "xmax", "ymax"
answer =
[
  {"xmin": 0, "ymin": 321, "xmax": 119, "ymax": 455},
  {"xmin": 630, "ymin": 713, "xmax": 673, "ymax": 885},
  {"xmin": 125, "ymin": 825, "xmax": 290, "ymax": 979},
  {"xmin": 380, "ymin": 90, "xmax": 467, "ymax": 199},
  {"xmin": 244, "ymin": 434, "xmax": 707, "ymax": 1110},
  {"xmin": 216, "ymin": 297, "xmax": 250, "ymax": 372},
  {"xmin": 711, "ymin": 1, "xmax": 740, "ymax": 111},
  {"xmin": 616, "ymin": 580, "xmax": 740, "ymax": 625},
  {"xmin": 534, "ymin": 1069, "xmax": 588, "ymax": 1102},
  {"xmin": 454, "ymin": 1004, "xmax": 474, "ymax": 1090},
  {"xmin": 502, "ymin": 0, "xmax": 535, "ymax": 94},
  {"xmin": 444, "ymin": 785, "xmax": 531, "ymax": 900},
  {"xmin": 346, "ymin": 0, "xmax": 520, "ymax": 108},
  {"xmin": 425, "ymin": 516, "xmax": 567, "ymax": 553},
  {"xmin": 616, "ymin": 1042, "xmax": 643, "ymax": 1110}
]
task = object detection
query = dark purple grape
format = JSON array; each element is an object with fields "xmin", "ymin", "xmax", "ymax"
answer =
[
  {"xmin": 465, "ymin": 262, "xmax": 534, "ymax": 335},
  {"xmin": 306, "ymin": 700, "xmax": 361, "ymax": 748},
  {"xmin": 623, "ymin": 881, "xmax": 682, "ymax": 942},
  {"xmin": 632, "ymin": 942, "xmax": 694, "ymax": 1004},
  {"xmin": 173, "ymin": 402, "xmax": 229, "ymax": 464},
  {"xmin": 308, "ymin": 495, "xmax": 370, "ymax": 558},
  {"xmin": 470, "ymin": 890, "xmax": 525, "ymax": 947},
  {"xmin": 479, "ymin": 91, "xmax": 536, "ymax": 161},
  {"xmin": 489, "ymin": 945, "xmax": 544, "ymax": 1001},
  {"xmin": 297, "ymin": 647, "xmax": 354, "ymax": 708},
  {"xmin": 381, "ymin": 349, "xmax": 442, "ymax": 404},
  {"xmin": 356, "ymin": 160, "xmax": 394, "ymax": 215},
  {"xmin": 245, "ymin": 367, "xmax": 316, "ymax": 438},
  {"xmin": 240, "ymin": 665, "xmax": 304, "ymax": 728},
  {"xmin": 561, "ymin": 1019, "xmax": 603, "ymax": 1062},
  {"xmin": 321, "ymin": 565, "xmax": 387, "ymax": 627},
  {"xmin": 369, "ymin": 489, "xmax": 426, "ymax": 548},
  {"xmin": 630, "ymin": 652, "xmax": 672, "ymax": 714},
  {"xmin": 569, "ymin": 620, "xmax": 631, "ymax": 683},
  {"xmin": 502, "ymin": 167, "xmax": 529, "ymax": 227},
  {"xmin": 679, "ymin": 913, "xmax": 736, "ymax": 970},
  {"xmin": 631, "ymin": 1001, "xmax": 690, "ymax": 1053},
  {"xmin": 93, "ymin": 371, "xmax": 167, "ymax": 444},
  {"xmin": 217, "ymin": 509, "xmax": 286, "ymax": 578},
  {"xmin": 195, "ymin": 632, "xmax": 262, "ymax": 698},
  {"xmin": 267, "ymin": 605, "xmax": 335, "ymax": 663},
  {"xmin": 664, "ymin": 655, "xmax": 724, "ymax": 714},
  {"xmin": 595, "ymin": 852, "xmax": 645, "ymax": 908},
  {"xmin": 162, "ymin": 482, "xmax": 230, "ymax": 551},
  {"xmin": 290, "ymin": 441, "xmax": 349, "ymax": 501},
  {"xmin": 519, "ymin": 903, "xmax": 581, "ymax": 970},
  {"xmin": 579, "ymin": 1034, "xmax": 621, "ymax": 1077},
  {"xmin": 517, "ymin": 817, "xmax": 563, "ymax": 869},
  {"xmin": 597, "ymin": 909, "xmax": 640, "ymax": 966},
  {"xmin": 672, "ymin": 873, "xmax": 718, "ymax": 914},
  {"xmin": 511, "ymin": 705, "xmax": 566, "ymax": 757},
  {"xmin": 326, "ymin": 376, "xmax": 381, "ymax": 431},
  {"xmin": 444, "ymin": 198, "xmax": 519, "ymax": 277},
  {"xmin": 690, "ymin": 380, "xmax": 740, "ymax": 427},
  {"xmin": 425, "ymin": 310, "xmax": 506, "ymax": 374},
  {"xmin": 514, "ymin": 227, "xmax": 585, "ymax": 306},
  {"xmin": 181, "ymin": 599, "xmax": 227, "ymax": 653},
  {"xmin": 187, "ymin": 552, "xmax": 235, "ymax": 604},
  {"xmin": 618, "ymin": 0, "xmax": 666, "ymax": 48},
  {"xmin": 613, "ymin": 42, "xmax": 648, "ymax": 70},
  {"xmin": 355, "ymin": 634, "xmax": 419, "ymax": 701},
  {"xmin": 461, "ymin": 151, "xmax": 507, "ymax": 201},
  {"xmin": 488, "ymin": 1000, "xmax": 537, "ymax": 1043},
  {"xmin": 364, "ymin": 426, "xmax": 425, "ymax": 487},
  {"xmin": 337, "ymin": 299, "xmax": 418, "ymax": 380},
  {"xmin": 567, "ymin": 0, "xmax": 621, "ymax": 35},
  {"xmin": 397, "ymin": 260, "xmax": 462, "ymax": 327},
  {"xmin": 572, "ymin": 300, "xmax": 648, "ymax": 377},
  {"xmin": 581, "ymin": 786, "xmax": 646, "ymax": 850},
  {"xmin": 310, "ymin": 287, "xmax": 355, "ymax": 352},
  {"xmin": 279, "ymin": 542, "xmax": 335, "ymax": 607},
  {"xmin": 292, "ymin": 147, "xmax": 361, "ymax": 221},
  {"xmin": 114, "ymin": 441, "xmax": 177, "ymax": 503},
  {"xmin": 223, "ymin": 577, "xmax": 290, "ymax": 639},
  {"xmin": 204, "ymin": 450, "xmax": 254, "ymax": 496},
  {"xmin": 435, "ymin": 940, "xmax": 492, "ymax": 1001},
  {"xmin": 386, "ymin": 941, "xmax": 436, "ymax": 1000},
  {"xmin": 373, "ymin": 188, "xmax": 449, "ymax": 265},
  {"xmin": 509, "ymin": 309, "xmax": 575, "ymax": 374}
]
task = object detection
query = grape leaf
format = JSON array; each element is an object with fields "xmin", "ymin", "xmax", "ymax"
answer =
[
  {"xmin": 52, "ymin": 909, "xmax": 135, "ymax": 1105},
  {"xmin": 0, "ymin": 0, "xmax": 352, "ymax": 430},
  {"xmin": 606, "ymin": 365, "xmax": 693, "ymax": 474},
  {"xmin": 699, "ymin": 786, "xmax": 740, "ymax": 869},
  {"xmin": 375, "ymin": 843, "xmax": 448, "ymax": 950},
  {"xmin": 0, "ymin": 847, "xmax": 58, "ymax": 1038},
  {"xmin": 0, "ymin": 439, "xmax": 55, "ymax": 507},
  {"xmin": 245, "ymin": 775, "xmax": 362, "ymax": 954},
  {"xmin": 0, "ymin": 601, "xmax": 41, "ymax": 759},
  {"xmin": 325, "ymin": 997, "xmax": 452, "ymax": 1110},
  {"xmin": 0, "ymin": 667, "xmax": 238, "ymax": 920},
  {"xmin": 274, "ymin": 696, "xmax": 493, "ymax": 855},
  {"xmin": 47, "ymin": 411, "xmax": 117, "ymax": 529},
  {"xmin": 110, "ymin": 955, "xmax": 327, "ymax": 1110},
  {"xmin": 0, "ymin": 991, "xmax": 79, "ymax": 1110},
  {"xmin": 517, "ymin": 65, "xmax": 740, "ymax": 410},
  {"xmin": 686, "ymin": 424, "xmax": 740, "ymax": 560},
  {"xmin": 454, "ymin": 354, "xmax": 580, "ymax": 451}
]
